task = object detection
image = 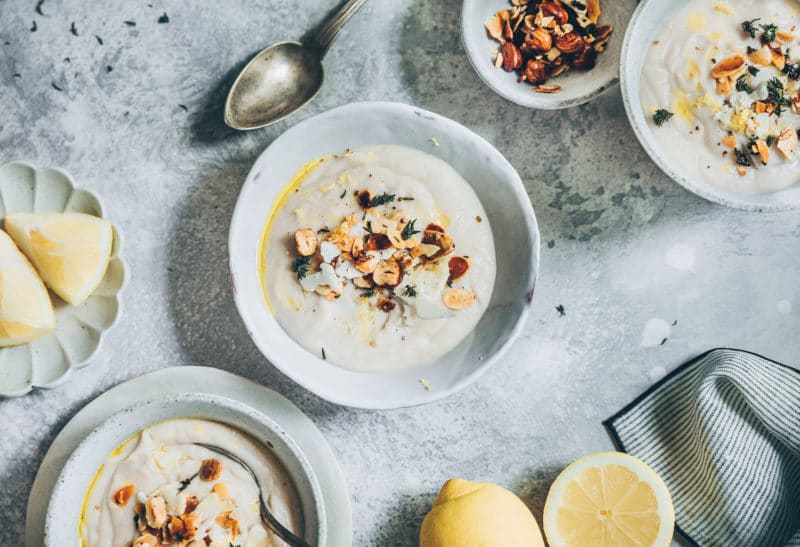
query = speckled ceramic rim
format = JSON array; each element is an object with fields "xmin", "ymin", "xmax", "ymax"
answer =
[
  {"xmin": 620, "ymin": 0, "xmax": 800, "ymax": 211},
  {"xmin": 44, "ymin": 392, "xmax": 326, "ymax": 546},
  {"xmin": 0, "ymin": 160, "xmax": 128, "ymax": 397},
  {"xmin": 460, "ymin": 0, "xmax": 632, "ymax": 109},
  {"xmin": 229, "ymin": 101, "xmax": 540, "ymax": 409}
]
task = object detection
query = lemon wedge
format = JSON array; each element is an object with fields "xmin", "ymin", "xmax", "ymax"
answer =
[
  {"xmin": 543, "ymin": 452, "xmax": 674, "ymax": 547},
  {"xmin": 0, "ymin": 230, "xmax": 55, "ymax": 346},
  {"xmin": 4, "ymin": 212, "xmax": 113, "ymax": 306}
]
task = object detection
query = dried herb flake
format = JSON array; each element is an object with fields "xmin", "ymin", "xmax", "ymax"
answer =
[
  {"xmin": 158, "ymin": 12, "xmax": 169, "ymax": 24},
  {"xmin": 292, "ymin": 256, "xmax": 311, "ymax": 280},
  {"xmin": 35, "ymin": 0, "xmax": 45, "ymax": 15},
  {"xmin": 124, "ymin": 20, "xmax": 136, "ymax": 27},
  {"xmin": 177, "ymin": 472, "xmax": 198, "ymax": 493},
  {"xmin": 51, "ymin": 81, "xmax": 63, "ymax": 91},
  {"xmin": 70, "ymin": 22, "xmax": 78, "ymax": 36},
  {"xmin": 95, "ymin": 34, "xmax": 103, "ymax": 45},
  {"xmin": 653, "ymin": 109, "xmax": 674, "ymax": 127},
  {"xmin": 555, "ymin": 304, "xmax": 566, "ymax": 316},
  {"xmin": 741, "ymin": 18, "xmax": 761, "ymax": 38},
  {"xmin": 402, "ymin": 285, "xmax": 417, "ymax": 297}
]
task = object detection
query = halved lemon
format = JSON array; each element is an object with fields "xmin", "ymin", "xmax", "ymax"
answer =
[
  {"xmin": 543, "ymin": 452, "xmax": 674, "ymax": 547},
  {"xmin": 0, "ymin": 230, "xmax": 55, "ymax": 346},
  {"xmin": 5, "ymin": 212, "xmax": 113, "ymax": 306}
]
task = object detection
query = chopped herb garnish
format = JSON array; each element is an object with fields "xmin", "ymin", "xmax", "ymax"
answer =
[
  {"xmin": 364, "ymin": 221, "xmax": 373, "ymax": 235},
  {"xmin": 12, "ymin": 73, "xmax": 21, "ymax": 78},
  {"xmin": 106, "ymin": 65, "xmax": 113, "ymax": 72},
  {"xmin": 399, "ymin": 196, "xmax": 415, "ymax": 201},
  {"xmin": 741, "ymin": 18, "xmax": 761, "ymax": 38},
  {"xmin": 317, "ymin": 227, "xmax": 330, "ymax": 233},
  {"xmin": 360, "ymin": 289, "xmax": 374, "ymax": 298},
  {"xmin": 660, "ymin": 337, "xmax": 668, "ymax": 346},
  {"xmin": 177, "ymin": 472, "xmax": 198, "ymax": 493},
  {"xmin": 292, "ymin": 256, "xmax": 311, "ymax": 280},
  {"xmin": 783, "ymin": 63, "xmax": 800, "ymax": 81},
  {"xmin": 734, "ymin": 147, "xmax": 753, "ymax": 167},
  {"xmin": 748, "ymin": 66, "xmax": 760, "ymax": 77},
  {"xmin": 735, "ymin": 74, "xmax": 750, "ymax": 93},
  {"xmin": 321, "ymin": 347, "xmax": 326, "ymax": 360},
  {"xmin": 402, "ymin": 285, "xmax": 417, "ymax": 297},
  {"xmin": 70, "ymin": 22, "xmax": 78, "ymax": 36},
  {"xmin": 766, "ymin": 77, "xmax": 791, "ymax": 109},
  {"xmin": 178, "ymin": 104, "xmax": 188, "ymax": 111},
  {"xmin": 95, "ymin": 34, "xmax": 103, "ymax": 45},
  {"xmin": 51, "ymin": 82, "xmax": 63, "ymax": 91},
  {"xmin": 653, "ymin": 109, "xmax": 674, "ymax": 127},
  {"xmin": 124, "ymin": 20, "xmax": 136, "ymax": 26},
  {"xmin": 555, "ymin": 304, "xmax": 566, "ymax": 316},
  {"xmin": 401, "ymin": 218, "xmax": 420, "ymax": 240},
  {"xmin": 766, "ymin": 135, "xmax": 776, "ymax": 147},
  {"xmin": 30, "ymin": 20, "xmax": 37, "ymax": 32},
  {"xmin": 158, "ymin": 12, "xmax": 169, "ymax": 23},
  {"xmin": 367, "ymin": 192, "xmax": 396, "ymax": 208},
  {"xmin": 35, "ymin": 0, "xmax": 45, "ymax": 15},
  {"xmin": 761, "ymin": 23, "xmax": 778, "ymax": 43},
  {"xmin": 446, "ymin": 280, "xmax": 453, "ymax": 288},
  {"xmin": 339, "ymin": 188, "xmax": 346, "ymax": 199}
]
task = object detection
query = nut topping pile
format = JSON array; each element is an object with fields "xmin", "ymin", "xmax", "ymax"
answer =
[
  {"xmin": 290, "ymin": 188, "xmax": 476, "ymax": 318},
  {"xmin": 111, "ymin": 457, "xmax": 245, "ymax": 546},
  {"xmin": 485, "ymin": 0, "xmax": 613, "ymax": 93}
]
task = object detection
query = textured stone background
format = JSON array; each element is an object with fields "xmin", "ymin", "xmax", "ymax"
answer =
[{"xmin": 1, "ymin": 0, "xmax": 799, "ymax": 545}]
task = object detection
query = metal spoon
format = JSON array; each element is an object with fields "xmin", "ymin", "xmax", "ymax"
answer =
[
  {"xmin": 224, "ymin": 0, "xmax": 369, "ymax": 130},
  {"xmin": 194, "ymin": 442, "xmax": 312, "ymax": 547}
]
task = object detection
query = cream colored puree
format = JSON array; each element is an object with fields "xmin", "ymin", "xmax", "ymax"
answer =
[
  {"xmin": 81, "ymin": 419, "xmax": 302, "ymax": 547},
  {"xmin": 641, "ymin": 0, "xmax": 800, "ymax": 193},
  {"xmin": 263, "ymin": 145, "xmax": 496, "ymax": 372}
]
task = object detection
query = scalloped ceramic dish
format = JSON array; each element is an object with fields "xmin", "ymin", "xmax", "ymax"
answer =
[
  {"xmin": 0, "ymin": 161, "xmax": 126, "ymax": 397},
  {"xmin": 229, "ymin": 101, "xmax": 540, "ymax": 409},
  {"xmin": 461, "ymin": 0, "xmax": 637, "ymax": 109}
]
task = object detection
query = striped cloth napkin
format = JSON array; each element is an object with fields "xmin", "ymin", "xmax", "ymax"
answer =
[{"xmin": 604, "ymin": 348, "xmax": 800, "ymax": 547}]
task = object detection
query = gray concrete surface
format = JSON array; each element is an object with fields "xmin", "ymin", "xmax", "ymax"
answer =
[{"xmin": 1, "ymin": 0, "xmax": 798, "ymax": 545}]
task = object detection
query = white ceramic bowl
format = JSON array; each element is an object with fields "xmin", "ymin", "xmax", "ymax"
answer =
[
  {"xmin": 461, "ymin": 0, "xmax": 636, "ymax": 109},
  {"xmin": 45, "ymin": 392, "xmax": 326, "ymax": 546},
  {"xmin": 621, "ymin": 0, "xmax": 800, "ymax": 210},
  {"xmin": 0, "ymin": 161, "xmax": 126, "ymax": 397},
  {"xmin": 229, "ymin": 101, "xmax": 539, "ymax": 409}
]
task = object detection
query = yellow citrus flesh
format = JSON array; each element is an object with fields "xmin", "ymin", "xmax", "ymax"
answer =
[
  {"xmin": 544, "ymin": 452, "xmax": 674, "ymax": 547},
  {"xmin": 420, "ymin": 478, "xmax": 545, "ymax": 547},
  {"xmin": 5, "ymin": 212, "xmax": 113, "ymax": 306},
  {"xmin": 0, "ymin": 230, "xmax": 55, "ymax": 346}
]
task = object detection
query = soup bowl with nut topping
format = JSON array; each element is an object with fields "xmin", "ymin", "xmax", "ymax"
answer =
[
  {"xmin": 462, "ymin": 0, "xmax": 637, "ymax": 109},
  {"xmin": 229, "ymin": 101, "xmax": 540, "ymax": 409}
]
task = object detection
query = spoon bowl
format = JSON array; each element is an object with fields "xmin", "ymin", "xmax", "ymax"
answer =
[{"xmin": 225, "ymin": 42, "xmax": 324, "ymax": 130}]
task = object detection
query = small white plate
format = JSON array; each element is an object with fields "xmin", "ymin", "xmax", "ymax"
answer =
[
  {"xmin": 461, "ymin": 0, "xmax": 636, "ymax": 109},
  {"xmin": 621, "ymin": 0, "xmax": 800, "ymax": 210},
  {"xmin": 26, "ymin": 366, "xmax": 352, "ymax": 547},
  {"xmin": 229, "ymin": 101, "xmax": 540, "ymax": 409},
  {"xmin": 0, "ymin": 161, "xmax": 126, "ymax": 397}
]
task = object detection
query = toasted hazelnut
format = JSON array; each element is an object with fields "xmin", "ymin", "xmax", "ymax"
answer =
[
  {"xmin": 570, "ymin": 45, "xmax": 598, "ymax": 70},
  {"xmin": 294, "ymin": 229, "xmax": 317, "ymax": 257},
  {"xmin": 372, "ymin": 259, "xmax": 403, "ymax": 287},
  {"xmin": 365, "ymin": 233, "xmax": 392, "ymax": 251},
  {"xmin": 112, "ymin": 484, "xmax": 135, "ymax": 507},
  {"xmin": 755, "ymin": 139, "xmax": 770, "ymax": 164},
  {"xmin": 212, "ymin": 482, "xmax": 229, "ymax": 500},
  {"xmin": 354, "ymin": 251, "xmax": 378, "ymax": 274},
  {"xmin": 501, "ymin": 42, "xmax": 523, "ymax": 72},
  {"xmin": 776, "ymin": 128, "xmax": 798, "ymax": 159},
  {"xmin": 540, "ymin": 2, "xmax": 568, "ymax": 25},
  {"xmin": 133, "ymin": 535, "xmax": 158, "ymax": 547},
  {"xmin": 748, "ymin": 46, "xmax": 772, "ymax": 67},
  {"xmin": 555, "ymin": 32, "xmax": 585, "ymax": 55},
  {"xmin": 377, "ymin": 297, "xmax": 396, "ymax": 312},
  {"xmin": 422, "ymin": 230, "xmax": 455, "ymax": 256},
  {"xmin": 199, "ymin": 458, "xmax": 223, "ymax": 481},
  {"xmin": 722, "ymin": 135, "xmax": 737, "ymax": 148},
  {"xmin": 425, "ymin": 223, "xmax": 445, "ymax": 233},
  {"xmin": 443, "ymin": 288, "xmax": 476, "ymax": 310},
  {"xmin": 184, "ymin": 495, "xmax": 199, "ymax": 514},
  {"xmin": 448, "ymin": 256, "xmax": 470, "ymax": 281},
  {"xmin": 145, "ymin": 495, "xmax": 168, "ymax": 529},
  {"xmin": 523, "ymin": 59, "xmax": 548, "ymax": 85},
  {"xmin": 525, "ymin": 28, "xmax": 552, "ymax": 52}
]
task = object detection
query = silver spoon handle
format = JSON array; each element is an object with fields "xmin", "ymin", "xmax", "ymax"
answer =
[{"xmin": 313, "ymin": 0, "xmax": 369, "ymax": 57}]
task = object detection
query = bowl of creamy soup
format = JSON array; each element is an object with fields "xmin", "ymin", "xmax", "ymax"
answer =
[
  {"xmin": 622, "ymin": 0, "xmax": 800, "ymax": 209},
  {"xmin": 229, "ymin": 102, "xmax": 540, "ymax": 409},
  {"xmin": 45, "ymin": 393, "xmax": 325, "ymax": 547}
]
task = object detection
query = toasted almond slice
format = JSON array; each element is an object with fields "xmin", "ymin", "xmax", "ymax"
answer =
[
  {"xmin": 755, "ymin": 139, "xmax": 770, "ymax": 164},
  {"xmin": 777, "ymin": 128, "xmax": 798, "ymax": 159},
  {"xmin": 387, "ymin": 230, "xmax": 405, "ymax": 248},
  {"xmin": 753, "ymin": 101, "xmax": 768, "ymax": 114},
  {"xmin": 169, "ymin": 515, "xmax": 186, "ymax": 538},
  {"xmin": 485, "ymin": 12, "xmax": 505, "ymax": 42},
  {"xmin": 133, "ymin": 535, "xmax": 158, "ymax": 547},
  {"xmin": 778, "ymin": 30, "xmax": 795, "ymax": 42},
  {"xmin": 587, "ymin": 0, "xmax": 601, "ymax": 23},
  {"xmin": 112, "ymin": 484, "xmax": 135, "ymax": 507},
  {"xmin": 354, "ymin": 252, "xmax": 378, "ymax": 274},
  {"xmin": 213, "ymin": 482, "xmax": 229, "ymax": 500},
  {"xmin": 351, "ymin": 237, "xmax": 364, "ymax": 256},
  {"xmin": 711, "ymin": 54, "xmax": 746, "ymax": 79},
  {"xmin": 534, "ymin": 84, "xmax": 562, "ymax": 93},
  {"xmin": 448, "ymin": 256, "xmax": 470, "ymax": 281},
  {"xmin": 716, "ymin": 77, "xmax": 731, "ymax": 95},
  {"xmin": 199, "ymin": 458, "xmax": 222, "ymax": 481},
  {"xmin": 182, "ymin": 512, "xmax": 201, "ymax": 538},
  {"xmin": 772, "ymin": 50, "xmax": 786, "ymax": 71},
  {"xmin": 722, "ymin": 135, "xmax": 737, "ymax": 148},
  {"xmin": 749, "ymin": 45, "xmax": 772, "ymax": 66},
  {"xmin": 736, "ymin": 165, "xmax": 748, "ymax": 176},
  {"xmin": 294, "ymin": 229, "xmax": 317, "ymax": 257},
  {"xmin": 353, "ymin": 275, "xmax": 374, "ymax": 289},
  {"xmin": 372, "ymin": 259, "xmax": 403, "ymax": 287},
  {"xmin": 145, "ymin": 495, "xmax": 168, "ymax": 529},
  {"xmin": 443, "ymin": 288, "xmax": 476, "ymax": 310}
]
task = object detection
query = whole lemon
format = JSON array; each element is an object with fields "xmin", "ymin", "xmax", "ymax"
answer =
[{"xmin": 419, "ymin": 478, "xmax": 545, "ymax": 547}]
